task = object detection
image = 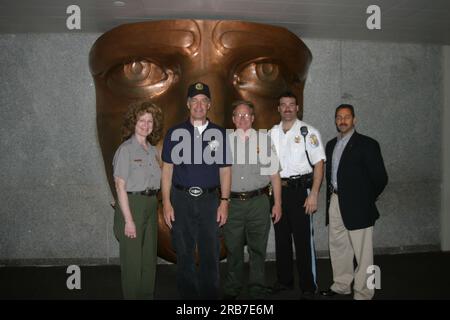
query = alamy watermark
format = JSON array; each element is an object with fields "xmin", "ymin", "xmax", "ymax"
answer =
[
  {"xmin": 66, "ymin": 265, "xmax": 81, "ymax": 290},
  {"xmin": 168, "ymin": 128, "xmax": 279, "ymax": 175},
  {"xmin": 66, "ymin": 5, "xmax": 81, "ymax": 30},
  {"xmin": 367, "ymin": 5, "xmax": 381, "ymax": 30},
  {"xmin": 367, "ymin": 264, "xmax": 381, "ymax": 290}
]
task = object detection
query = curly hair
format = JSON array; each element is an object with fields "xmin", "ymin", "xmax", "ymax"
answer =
[{"xmin": 121, "ymin": 101, "xmax": 164, "ymax": 145}]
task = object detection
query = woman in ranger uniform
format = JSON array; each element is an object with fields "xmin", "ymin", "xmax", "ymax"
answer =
[{"xmin": 113, "ymin": 101, "xmax": 163, "ymax": 299}]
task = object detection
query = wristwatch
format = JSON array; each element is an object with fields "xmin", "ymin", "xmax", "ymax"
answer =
[{"xmin": 220, "ymin": 197, "xmax": 230, "ymax": 202}]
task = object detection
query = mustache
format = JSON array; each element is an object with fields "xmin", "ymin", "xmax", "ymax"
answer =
[{"xmin": 336, "ymin": 123, "xmax": 351, "ymax": 132}]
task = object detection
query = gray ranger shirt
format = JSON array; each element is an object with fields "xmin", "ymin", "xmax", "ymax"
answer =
[
  {"xmin": 113, "ymin": 135, "xmax": 161, "ymax": 192},
  {"xmin": 229, "ymin": 129, "xmax": 280, "ymax": 192}
]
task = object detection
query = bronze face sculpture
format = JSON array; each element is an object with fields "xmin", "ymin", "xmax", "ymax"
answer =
[{"xmin": 89, "ymin": 19, "xmax": 312, "ymax": 263}]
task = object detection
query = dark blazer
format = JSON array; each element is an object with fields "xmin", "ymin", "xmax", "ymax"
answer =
[{"xmin": 325, "ymin": 131, "xmax": 388, "ymax": 230}]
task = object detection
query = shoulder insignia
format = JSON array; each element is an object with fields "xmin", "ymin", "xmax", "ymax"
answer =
[{"xmin": 309, "ymin": 134, "xmax": 319, "ymax": 148}]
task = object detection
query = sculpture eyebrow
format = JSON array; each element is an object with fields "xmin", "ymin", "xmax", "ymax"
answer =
[
  {"xmin": 210, "ymin": 22, "xmax": 311, "ymax": 77},
  {"xmin": 213, "ymin": 21, "xmax": 302, "ymax": 52},
  {"xmin": 90, "ymin": 23, "xmax": 200, "ymax": 76}
]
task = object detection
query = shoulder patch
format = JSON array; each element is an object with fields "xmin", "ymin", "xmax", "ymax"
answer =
[{"xmin": 309, "ymin": 134, "xmax": 320, "ymax": 148}]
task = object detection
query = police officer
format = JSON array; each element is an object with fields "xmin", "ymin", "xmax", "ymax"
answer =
[
  {"xmin": 112, "ymin": 101, "xmax": 163, "ymax": 300},
  {"xmin": 269, "ymin": 91, "xmax": 325, "ymax": 299},
  {"xmin": 161, "ymin": 82, "xmax": 231, "ymax": 300},
  {"xmin": 223, "ymin": 100, "xmax": 282, "ymax": 300}
]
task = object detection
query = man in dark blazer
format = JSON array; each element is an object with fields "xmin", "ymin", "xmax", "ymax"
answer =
[{"xmin": 321, "ymin": 104, "xmax": 388, "ymax": 300}]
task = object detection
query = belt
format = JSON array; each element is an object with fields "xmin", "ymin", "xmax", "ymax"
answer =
[
  {"xmin": 174, "ymin": 184, "xmax": 218, "ymax": 197},
  {"xmin": 281, "ymin": 174, "xmax": 303, "ymax": 181},
  {"xmin": 230, "ymin": 187, "xmax": 267, "ymax": 201},
  {"xmin": 127, "ymin": 189, "xmax": 159, "ymax": 196},
  {"xmin": 280, "ymin": 174, "xmax": 310, "ymax": 188}
]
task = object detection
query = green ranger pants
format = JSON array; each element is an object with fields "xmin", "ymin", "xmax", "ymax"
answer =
[
  {"xmin": 223, "ymin": 194, "xmax": 271, "ymax": 298},
  {"xmin": 114, "ymin": 194, "xmax": 158, "ymax": 300}
]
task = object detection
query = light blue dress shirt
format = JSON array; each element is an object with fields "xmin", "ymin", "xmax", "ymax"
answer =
[{"xmin": 331, "ymin": 129, "xmax": 355, "ymax": 190}]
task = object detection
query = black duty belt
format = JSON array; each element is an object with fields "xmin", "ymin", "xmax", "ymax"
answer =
[
  {"xmin": 230, "ymin": 187, "xmax": 267, "ymax": 201},
  {"xmin": 280, "ymin": 173, "xmax": 313, "ymax": 189},
  {"xmin": 127, "ymin": 189, "xmax": 159, "ymax": 196},
  {"xmin": 174, "ymin": 184, "xmax": 218, "ymax": 197}
]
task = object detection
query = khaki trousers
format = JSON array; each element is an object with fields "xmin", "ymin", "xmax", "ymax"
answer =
[{"xmin": 328, "ymin": 193, "xmax": 374, "ymax": 300}]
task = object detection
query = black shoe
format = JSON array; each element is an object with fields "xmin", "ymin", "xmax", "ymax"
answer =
[
  {"xmin": 222, "ymin": 294, "xmax": 238, "ymax": 300},
  {"xmin": 271, "ymin": 282, "xmax": 294, "ymax": 294},
  {"xmin": 320, "ymin": 289, "xmax": 350, "ymax": 297},
  {"xmin": 299, "ymin": 291, "xmax": 316, "ymax": 300},
  {"xmin": 248, "ymin": 286, "xmax": 272, "ymax": 300}
]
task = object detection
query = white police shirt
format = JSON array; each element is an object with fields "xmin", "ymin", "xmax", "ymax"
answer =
[{"xmin": 270, "ymin": 119, "xmax": 326, "ymax": 179}]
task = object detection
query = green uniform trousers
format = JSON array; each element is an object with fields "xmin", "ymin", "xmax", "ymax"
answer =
[
  {"xmin": 114, "ymin": 194, "xmax": 158, "ymax": 300},
  {"xmin": 223, "ymin": 194, "xmax": 271, "ymax": 298}
]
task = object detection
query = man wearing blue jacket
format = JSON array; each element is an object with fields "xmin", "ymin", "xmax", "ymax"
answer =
[{"xmin": 321, "ymin": 104, "xmax": 388, "ymax": 300}]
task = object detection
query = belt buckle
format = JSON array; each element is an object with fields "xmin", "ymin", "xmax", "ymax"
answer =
[{"xmin": 188, "ymin": 186, "xmax": 203, "ymax": 197}]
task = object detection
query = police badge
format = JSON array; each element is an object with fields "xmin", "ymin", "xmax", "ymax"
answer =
[
  {"xmin": 208, "ymin": 139, "xmax": 220, "ymax": 151},
  {"xmin": 294, "ymin": 135, "xmax": 301, "ymax": 143}
]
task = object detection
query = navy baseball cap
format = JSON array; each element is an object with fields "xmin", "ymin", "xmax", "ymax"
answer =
[{"xmin": 187, "ymin": 82, "xmax": 211, "ymax": 99}]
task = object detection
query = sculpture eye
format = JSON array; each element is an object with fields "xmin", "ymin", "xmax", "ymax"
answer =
[
  {"xmin": 233, "ymin": 61, "xmax": 287, "ymax": 96},
  {"xmin": 106, "ymin": 60, "xmax": 178, "ymax": 98}
]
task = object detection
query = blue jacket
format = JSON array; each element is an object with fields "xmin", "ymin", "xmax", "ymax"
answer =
[{"xmin": 325, "ymin": 131, "xmax": 388, "ymax": 230}]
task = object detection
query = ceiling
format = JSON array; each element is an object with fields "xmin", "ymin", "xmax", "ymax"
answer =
[{"xmin": 0, "ymin": 0, "xmax": 449, "ymax": 44}]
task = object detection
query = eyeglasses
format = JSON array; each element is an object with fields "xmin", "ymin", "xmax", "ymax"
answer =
[{"xmin": 233, "ymin": 113, "xmax": 253, "ymax": 119}]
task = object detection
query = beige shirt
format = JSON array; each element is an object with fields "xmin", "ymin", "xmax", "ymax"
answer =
[
  {"xmin": 229, "ymin": 129, "xmax": 280, "ymax": 192},
  {"xmin": 113, "ymin": 135, "xmax": 161, "ymax": 191}
]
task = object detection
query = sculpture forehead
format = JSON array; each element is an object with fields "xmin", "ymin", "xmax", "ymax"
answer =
[{"xmin": 89, "ymin": 19, "xmax": 311, "ymax": 76}]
